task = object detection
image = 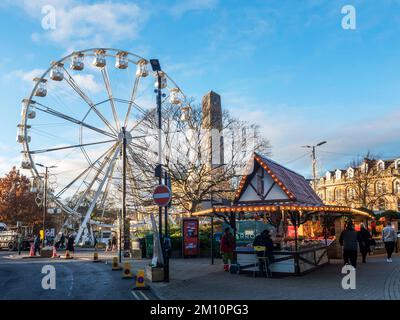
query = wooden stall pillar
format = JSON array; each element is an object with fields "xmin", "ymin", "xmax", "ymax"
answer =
[{"xmin": 332, "ymin": 217, "xmax": 345, "ymax": 259}]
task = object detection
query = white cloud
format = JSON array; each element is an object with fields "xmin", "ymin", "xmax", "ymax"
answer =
[
  {"xmin": 73, "ymin": 74, "xmax": 102, "ymax": 94},
  {"xmin": 8, "ymin": 69, "xmax": 46, "ymax": 83},
  {"xmin": 7, "ymin": 1, "xmax": 148, "ymax": 49}
]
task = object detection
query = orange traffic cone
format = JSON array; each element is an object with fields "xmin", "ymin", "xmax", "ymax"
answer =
[
  {"xmin": 29, "ymin": 243, "xmax": 35, "ymax": 257},
  {"xmin": 51, "ymin": 246, "xmax": 59, "ymax": 258}
]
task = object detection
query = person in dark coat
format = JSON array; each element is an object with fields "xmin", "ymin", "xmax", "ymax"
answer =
[
  {"xmin": 33, "ymin": 234, "xmax": 41, "ymax": 256},
  {"xmin": 66, "ymin": 234, "xmax": 75, "ymax": 252},
  {"xmin": 253, "ymin": 229, "xmax": 274, "ymax": 275},
  {"xmin": 358, "ymin": 223, "xmax": 371, "ymax": 263},
  {"xmin": 339, "ymin": 222, "xmax": 360, "ymax": 268}
]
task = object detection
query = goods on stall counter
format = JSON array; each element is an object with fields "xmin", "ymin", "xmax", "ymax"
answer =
[{"xmin": 281, "ymin": 240, "xmax": 325, "ymax": 251}]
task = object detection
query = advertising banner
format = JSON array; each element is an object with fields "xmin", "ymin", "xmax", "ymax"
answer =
[{"xmin": 182, "ymin": 218, "xmax": 199, "ymax": 257}]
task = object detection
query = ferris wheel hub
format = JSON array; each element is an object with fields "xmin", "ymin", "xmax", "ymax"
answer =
[{"xmin": 118, "ymin": 130, "xmax": 132, "ymax": 144}]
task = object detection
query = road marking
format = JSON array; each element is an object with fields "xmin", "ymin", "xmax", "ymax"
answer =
[
  {"xmin": 139, "ymin": 291, "xmax": 149, "ymax": 300},
  {"xmin": 131, "ymin": 291, "xmax": 140, "ymax": 300}
]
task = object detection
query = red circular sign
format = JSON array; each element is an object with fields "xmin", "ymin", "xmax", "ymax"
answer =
[{"xmin": 153, "ymin": 185, "xmax": 171, "ymax": 207}]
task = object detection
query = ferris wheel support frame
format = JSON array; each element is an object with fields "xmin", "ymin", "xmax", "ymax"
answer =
[{"xmin": 75, "ymin": 145, "xmax": 120, "ymax": 245}]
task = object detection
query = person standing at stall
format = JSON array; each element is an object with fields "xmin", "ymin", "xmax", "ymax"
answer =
[
  {"xmin": 339, "ymin": 222, "xmax": 359, "ymax": 268},
  {"xmin": 358, "ymin": 223, "xmax": 371, "ymax": 263},
  {"xmin": 220, "ymin": 227, "xmax": 235, "ymax": 272},
  {"xmin": 382, "ymin": 221, "xmax": 397, "ymax": 262},
  {"xmin": 253, "ymin": 229, "xmax": 274, "ymax": 276}
]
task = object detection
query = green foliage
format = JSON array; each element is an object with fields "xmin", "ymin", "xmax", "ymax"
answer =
[
  {"xmin": 168, "ymin": 223, "xmax": 215, "ymax": 253},
  {"xmin": 376, "ymin": 210, "xmax": 400, "ymax": 220}
]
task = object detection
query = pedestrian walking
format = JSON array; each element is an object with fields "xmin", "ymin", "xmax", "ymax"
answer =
[
  {"xmin": 17, "ymin": 229, "xmax": 23, "ymax": 255},
  {"xmin": 339, "ymin": 222, "xmax": 359, "ymax": 268},
  {"xmin": 106, "ymin": 239, "xmax": 111, "ymax": 252},
  {"xmin": 220, "ymin": 227, "xmax": 235, "ymax": 272},
  {"xmin": 67, "ymin": 234, "xmax": 75, "ymax": 253},
  {"xmin": 382, "ymin": 221, "xmax": 397, "ymax": 262},
  {"xmin": 357, "ymin": 223, "xmax": 372, "ymax": 263},
  {"xmin": 33, "ymin": 234, "xmax": 41, "ymax": 256},
  {"xmin": 111, "ymin": 235, "xmax": 117, "ymax": 251}
]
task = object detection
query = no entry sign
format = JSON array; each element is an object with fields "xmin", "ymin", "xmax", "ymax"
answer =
[{"xmin": 153, "ymin": 184, "xmax": 171, "ymax": 207}]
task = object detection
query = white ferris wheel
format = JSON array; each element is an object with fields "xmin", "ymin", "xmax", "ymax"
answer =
[{"xmin": 18, "ymin": 48, "xmax": 187, "ymax": 244}]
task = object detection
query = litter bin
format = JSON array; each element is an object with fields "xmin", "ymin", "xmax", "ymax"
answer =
[
  {"xmin": 145, "ymin": 233, "xmax": 153, "ymax": 258},
  {"xmin": 139, "ymin": 238, "xmax": 146, "ymax": 258}
]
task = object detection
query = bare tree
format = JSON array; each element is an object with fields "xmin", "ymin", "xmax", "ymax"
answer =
[
  {"xmin": 343, "ymin": 152, "xmax": 392, "ymax": 210},
  {"xmin": 131, "ymin": 102, "xmax": 271, "ymax": 214}
]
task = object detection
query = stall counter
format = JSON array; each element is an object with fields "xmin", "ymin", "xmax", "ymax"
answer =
[{"xmin": 235, "ymin": 245, "xmax": 329, "ymax": 276}]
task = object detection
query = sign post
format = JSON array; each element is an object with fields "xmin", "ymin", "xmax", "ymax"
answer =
[
  {"xmin": 153, "ymin": 184, "xmax": 171, "ymax": 282},
  {"xmin": 153, "ymin": 185, "xmax": 171, "ymax": 207}
]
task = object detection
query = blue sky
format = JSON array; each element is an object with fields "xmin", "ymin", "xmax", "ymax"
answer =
[{"xmin": 1, "ymin": 0, "xmax": 400, "ymax": 179}]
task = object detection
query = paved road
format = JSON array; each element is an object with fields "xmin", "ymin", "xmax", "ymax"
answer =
[{"xmin": 0, "ymin": 251, "xmax": 157, "ymax": 300}]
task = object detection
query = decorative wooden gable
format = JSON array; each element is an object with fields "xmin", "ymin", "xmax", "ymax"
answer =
[
  {"xmin": 238, "ymin": 166, "xmax": 290, "ymax": 202},
  {"xmin": 234, "ymin": 153, "xmax": 323, "ymax": 205}
]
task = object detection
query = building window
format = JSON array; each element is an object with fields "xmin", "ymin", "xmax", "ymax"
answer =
[
  {"xmin": 347, "ymin": 188, "xmax": 355, "ymax": 201},
  {"xmin": 395, "ymin": 181, "xmax": 400, "ymax": 194},
  {"xmin": 335, "ymin": 189, "xmax": 342, "ymax": 201},
  {"xmin": 328, "ymin": 190, "xmax": 333, "ymax": 201},
  {"xmin": 378, "ymin": 198, "xmax": 386, "ymax": 211},
  {"xmin": 326, "ymin": 172, "xmax": 331, "ymax": 181},
  {"xmin": 396, "ymin": 160, "xmax": 400, "ymax": 169},
  {"xmin": 347, "ymin": 168, "xmax": 354, "ymax": 179},
  {"xmin": 335, "ymin": 170, "xmax": 342, "ymax": 180},
  {"xmin": 361, "ymin": 163, "xmax": 368, "ymax": 173},
  {"xmin": 377, "ymin": 161, "xmax": 385, "ymax": 171},
  {"xmin": 376, "ymin": 181, "xmax": 386, "ymax": 194}
]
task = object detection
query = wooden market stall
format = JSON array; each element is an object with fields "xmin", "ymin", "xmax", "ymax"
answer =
[{"xmin": 192, "ymin": 153, "xmax": 373, "ymax": 276}]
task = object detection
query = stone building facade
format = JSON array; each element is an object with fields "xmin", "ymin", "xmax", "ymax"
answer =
[{"xmin": 316, "ymin": 158, "xmax": 400, "ymax": 212}]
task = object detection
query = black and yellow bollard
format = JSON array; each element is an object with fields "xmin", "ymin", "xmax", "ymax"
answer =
[
  {"xmin": 133, "ymin": 269, "xmax": 150, "ymax": 290},
  {"xmin": 112, "ymin": 257, "xmax": 122, "ymax": 270},
  {"xmin": 122, "ymin": 262, "xmax": 133, "ymax": 279},
  {"xmin": 93, "ymin": 251, "xmax": 100, "ymax": 263}
]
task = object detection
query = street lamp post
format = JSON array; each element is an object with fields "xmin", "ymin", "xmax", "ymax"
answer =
[
  {"xmin": 36, "ymin": 163, "xmax": 57, "ymax": 245},
  {"xmin": 121, "ymin": 126, "xmax": 130, "ymax": 258},
  {"xmin": 302, "ymin": 141, "xmax": 327, "ymax": 190},
  {"xmin": 150, "ymin": 59, "xmax": 166, "ymax": 279},
  {"xmin": 150, "ymin": 59, "xmax": 163, "ymax": 241}
]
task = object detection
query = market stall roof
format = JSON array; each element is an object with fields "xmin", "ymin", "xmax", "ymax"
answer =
[
  {"xmin": 191, "ymin": 153, "xmax": 373, "ymax": 219},
  {"xmin": 234, "ymin": 153, "xmax": 323, "ymax": 205}
]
